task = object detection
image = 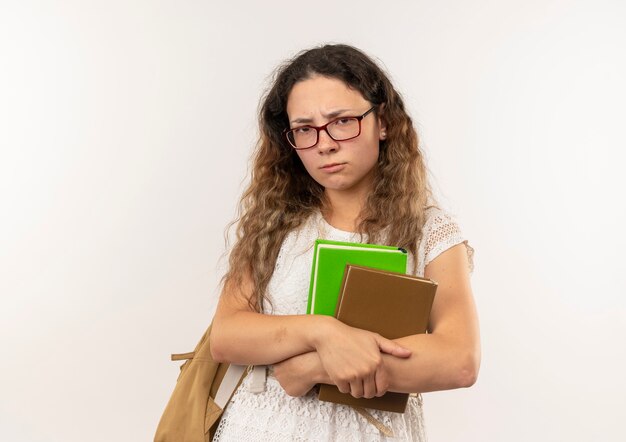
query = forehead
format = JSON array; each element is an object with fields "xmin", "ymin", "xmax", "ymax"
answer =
[{"xmin": 286, "ymin": 75, "xmax": 368, "ymax": 117}]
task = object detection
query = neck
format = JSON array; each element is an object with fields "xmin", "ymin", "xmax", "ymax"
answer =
[{"xmin": 322, "ymin": 182, "xmax": 372, "ymax": 233}]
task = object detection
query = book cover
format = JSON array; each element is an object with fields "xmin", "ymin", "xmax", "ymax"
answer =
[
  {"xmin": 318, "ymin": 264, "xmax": 437, "ymax": 413},
  {"xmin": 306, "ymin": 239, "xmax": 408, "ymax": 316}
]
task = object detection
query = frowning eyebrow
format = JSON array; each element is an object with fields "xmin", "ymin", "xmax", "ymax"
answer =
[{"xmin": 289, "ymin": 109, "xmax": 354, "ymax": 125}]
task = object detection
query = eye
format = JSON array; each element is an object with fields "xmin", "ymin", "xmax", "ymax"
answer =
[
  {"xmin": 294, "ymin": 126, "xmax": 312, "ymax": 134},
  {"xmin": 334, "ymin": 117, "xmax": 356, "ymax": 126}
]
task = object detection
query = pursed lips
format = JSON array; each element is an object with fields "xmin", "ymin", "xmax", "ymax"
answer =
[{"xmin": 320, "ymin": 162, "xmax": 347, "ymax": 169}]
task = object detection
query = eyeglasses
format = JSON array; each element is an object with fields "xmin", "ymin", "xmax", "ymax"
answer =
[{"xmin": 284, "ymin": 106, "xmax": 376, "ymax": 150}]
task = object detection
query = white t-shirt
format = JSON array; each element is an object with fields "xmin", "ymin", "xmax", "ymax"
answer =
[{"xmin": 213, "ymin": 207, "xmax": 474, "ymax": 442}]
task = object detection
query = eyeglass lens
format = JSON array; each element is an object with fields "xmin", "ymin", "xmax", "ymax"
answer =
[{"xmin": 288, "ymin": 118, "xmax": 360, "ymax": 149}]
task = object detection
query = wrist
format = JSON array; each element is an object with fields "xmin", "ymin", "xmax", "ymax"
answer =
[
  {"xmin": 308, "ymin": 314, "xmax": 338, "ymax": 350},
  {"xmin": 306, "ymin": 351, "xmax": 331, "ymax": 385}
]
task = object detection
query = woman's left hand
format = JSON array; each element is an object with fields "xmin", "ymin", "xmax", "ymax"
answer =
[{"xmin": 273, "ymin": 351, "xmax": 325, "ymax": 397}]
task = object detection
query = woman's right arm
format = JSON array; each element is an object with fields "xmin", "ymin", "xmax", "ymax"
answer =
[
  {"xmin": 209, "ymin": 273, "xmax": 334, "ymax": 365},
  {"xmin": 210, "ymin": 272, "xmax": 411, "ymax": 398},
  {"xmin": 210, "ymin": 272, "xmax": 325, "ymax": 364}
]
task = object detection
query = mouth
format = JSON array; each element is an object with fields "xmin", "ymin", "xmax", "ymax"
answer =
[
  {"xmin": 320, "ymin": 162, "xmax": 347, "ymax": 173},
  {"xmin": 320, "ymin": 162, "xmax": 347, "ymax": 170}
]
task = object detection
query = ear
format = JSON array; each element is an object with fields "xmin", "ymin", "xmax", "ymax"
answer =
[{"xmin": 377, "ymin": 103, "xmax": 387, "ymax": 140}]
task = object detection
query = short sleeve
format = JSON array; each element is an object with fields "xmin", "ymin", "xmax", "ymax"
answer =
[{"xmin": 417, "ymin": 207, "xmax": 475, "ymax": 276}]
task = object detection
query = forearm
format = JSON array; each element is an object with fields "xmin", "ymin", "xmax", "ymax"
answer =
[
  {"xmin": 301, "ymin": 333, "xmax": 480, "ymax": 394},
  {"xmin": 383, "ymin": 333, "xmax": 481, "ymax": 393},
  {"xmin": 210, "ymin": 310, "xmax": 334, "ymax": 365}
]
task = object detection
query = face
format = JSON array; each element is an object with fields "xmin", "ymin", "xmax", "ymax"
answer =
[{"xmin": 286, "ymin": 75, "xmax": 386, "ymax": 196}]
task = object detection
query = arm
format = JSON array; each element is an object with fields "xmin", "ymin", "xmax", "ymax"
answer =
[
  {"xmin": 385, "ymin": 242, "xmax": 480, "ymax": 391},
  {"xmin": 274, "ymin": 243, "xmax": 481, "ymax": 395},
  {"xmin": 210, "ymin": 273, "xmax": 327, "ymax": 365},
  {"xmin": 210, "ymin": 271, "xmax": 412, "ymax": 394}
]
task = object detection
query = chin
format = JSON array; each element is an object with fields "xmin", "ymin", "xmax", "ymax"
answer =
[
  {"xmin": 318, "ymin": 178, "xmax": 353, "ymax": 191},
  {"xmin": 325, "ymin": 183, "xmax": 362, "ymax": 194}
]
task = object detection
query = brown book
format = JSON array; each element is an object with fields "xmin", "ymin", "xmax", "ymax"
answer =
[{"xmin": 318, "ymin": 264, "xmax": 437, "ymax": 413}]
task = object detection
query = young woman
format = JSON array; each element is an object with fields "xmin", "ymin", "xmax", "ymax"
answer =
[{"xmin": 210, "ymin": 43, "xmax": 480, "ymax": 441}]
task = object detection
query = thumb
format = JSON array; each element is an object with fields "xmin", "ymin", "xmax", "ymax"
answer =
[{"xmin": 376, "ymin": 337, "xmax": 412, "ymax": 358}]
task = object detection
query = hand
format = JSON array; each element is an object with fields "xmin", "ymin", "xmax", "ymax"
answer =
[
  {"xmin": 314, "ymin": 320, "xmax": 411, "ymax": 399},
  {"xmin": 273, "ymin": 352, "xmax": 321, "ymax": 397}
]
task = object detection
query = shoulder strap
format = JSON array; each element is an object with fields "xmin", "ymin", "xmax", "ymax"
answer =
[
  {"xmin": 248, "ymin": 365, "xmax": 267, "ymax": 393},
  {"xmin": 214, "ymin": 364, "xmax": 248, "ymax": 408}
]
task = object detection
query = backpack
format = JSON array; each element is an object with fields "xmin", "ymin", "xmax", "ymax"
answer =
[
  {"xmin": 154, "ymin": 322, "xmax": 250, "ymax": 442},
  {"xmin": 154, "ymin": 324, "xmax": 394, "ymax": 439}
]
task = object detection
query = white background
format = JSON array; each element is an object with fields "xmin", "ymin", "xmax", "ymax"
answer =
[{"xmin": 1, "ymin": 1, "xmax": 625, "ymax": 441}]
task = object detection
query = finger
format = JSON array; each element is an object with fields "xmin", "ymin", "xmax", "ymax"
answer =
[
  {"xmin": 363, "ymin": 373, "xmax": 377, "ymax": 399},
  {"xmin": 376, "ymin": 337, "xmax": 412, "ymax": 358},
  {"xmin": 336, "ymin": 381, "xmax": 351, "ymax": 394},
  {"xmin": 375, "ymin": 366, "xmax": 389, "ymax": 397},
  {"xmin": 350, "ymin": 378, "xmax": 364, "ymax": 399}
]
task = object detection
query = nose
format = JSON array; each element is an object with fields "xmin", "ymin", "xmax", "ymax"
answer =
[{"xmin": 316, "ymin": 128, "xmax": 339, "ymax": 153}]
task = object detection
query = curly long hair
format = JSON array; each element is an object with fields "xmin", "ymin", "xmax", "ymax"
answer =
[{"xmin": 221, "ymin": 44, "xmax": 438, "ymax": 311}]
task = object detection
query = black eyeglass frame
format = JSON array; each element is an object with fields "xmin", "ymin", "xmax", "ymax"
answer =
[{"xmin": 283, "ymin": 106, "xmax": 377, "ymax": 150}]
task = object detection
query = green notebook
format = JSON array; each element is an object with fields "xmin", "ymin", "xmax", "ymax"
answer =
[{"xmin": 306, "ymin": 239, "xmax": 408, "ymax": 315}]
